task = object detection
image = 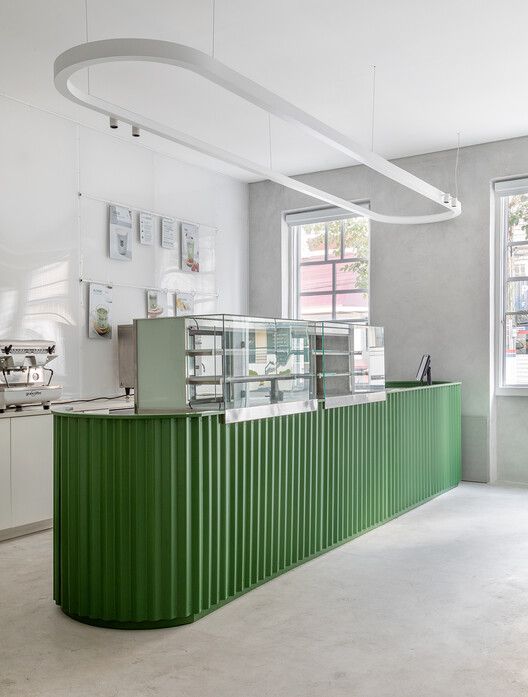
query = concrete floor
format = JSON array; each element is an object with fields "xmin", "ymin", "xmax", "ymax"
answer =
[{"xmin": 2, "ymin": 483, "xmax": 528, "ymax": 697}]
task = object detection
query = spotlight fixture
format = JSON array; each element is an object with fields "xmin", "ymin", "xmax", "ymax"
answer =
[
  {"xmin": 109, "ymin": 116, "xmax": 118, "ymax": 129},
  {"xmin": 132, "ymin": 125, "xmax": 140, "ymax": 137},
  {"xmin": 450, "ymin": 196, "xmax": 458, "ymax": 208},
  {"xmin": 443, "ymin": 192, "xmax": 450, "ymax": 205}
]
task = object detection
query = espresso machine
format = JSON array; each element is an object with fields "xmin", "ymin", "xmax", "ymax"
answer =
[{"xmin": 0, "ymin": 340, "xmax": 63, "ymax": 412}]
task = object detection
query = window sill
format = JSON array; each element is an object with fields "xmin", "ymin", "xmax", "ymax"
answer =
[{"xmin": 496, "ymin": 387, "xmax": 528, "ymax": 397}]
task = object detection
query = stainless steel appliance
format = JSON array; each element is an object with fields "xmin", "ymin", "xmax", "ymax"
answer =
[
  {"xmin": 0, "ymin": 340, "xmax": 63, "ymax": 412},
  {"xmin": 117, "ymin": 324, "xmax": 135, "ymax": 396}
]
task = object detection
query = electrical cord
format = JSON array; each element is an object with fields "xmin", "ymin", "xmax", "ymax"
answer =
[{"xmin": 53, "ymin": 392, "xmax": 133, "ymax": 406}]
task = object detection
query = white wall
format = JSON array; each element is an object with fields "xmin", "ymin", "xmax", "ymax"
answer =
[
  {"xmin": 248, "ymin": 136, "xmax": 528, "ymax": 484},
  {"xmin": 0, "ymin": 94, "xmax": 249, "ymax": 399}
]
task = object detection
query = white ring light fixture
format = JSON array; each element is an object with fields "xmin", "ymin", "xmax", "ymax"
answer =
[{"xmin": 54, "ymin": 39, "xmax": 461, "ymax": 225}]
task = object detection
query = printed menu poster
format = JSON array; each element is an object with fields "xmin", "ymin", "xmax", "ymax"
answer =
[
  {"xmin": 182, "ymin": 222, "xmax": 199, "ymax": 272},
  {"xmin": 109, "ymin": 204, "xmax": 132, "ymax": 261},
  {"xmin": 175, "ymin": 292, "xmax": 194, "ymax": 316},
  {"xmin": 146, "ymin": 289, "xmax": 167, "ymax": 319},
  {"xmin": 139, "ymin": 211, "xmax": 154, "ymax": 245},
  {"xmin": 161, "ymin": 217, "xmax": 177, "ymax": 250},
  {"xmin": 88, "ymin": 283, "xmax": 113, "ymax": 339}
]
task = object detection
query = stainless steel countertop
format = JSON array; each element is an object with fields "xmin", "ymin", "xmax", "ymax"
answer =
[{"xmin": 0, "ymin": 397, "xmax": 133, "ymax": 419}]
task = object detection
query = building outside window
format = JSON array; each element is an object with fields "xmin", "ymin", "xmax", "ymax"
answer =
[
  {"xmin": 495, "ymin": 178, "xmax": 528, "ymax": 390},
  {"xmin": 287, "ymin": 207, "xmax": 369, "ymax": 323}
]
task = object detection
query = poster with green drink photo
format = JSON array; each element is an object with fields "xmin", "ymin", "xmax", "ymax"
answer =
[
  {"xmin": 88, "ymin": 283, "xmax": 113, "ymax": 339},
  {"xmin": 182, "ymin": 222, "xmax": 199, "ymax": 272}
]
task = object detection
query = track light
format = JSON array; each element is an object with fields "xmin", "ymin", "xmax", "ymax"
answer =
[
  {"xmin": 443, "ymin": 192, "xmax": 450, "ymax": 205},
  {"xmin": 132, "ymin": 125, "xmax": 140, "ymax": 137},
  {"xmin": 109, "ymin": 116, "xmax": 118, "ymax": 129},
  {"xmin": 450, "ymin": 196, "xmax": 458, "ymax": 208}
]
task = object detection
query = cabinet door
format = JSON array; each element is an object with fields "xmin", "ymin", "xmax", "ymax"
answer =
[
  {"xmin": 11, "ymin": 415, "xmax": 53, "ymax": 527},
  {"xmin": 0, "ymin": 420, "xmax": 12, "ymax": 530}
]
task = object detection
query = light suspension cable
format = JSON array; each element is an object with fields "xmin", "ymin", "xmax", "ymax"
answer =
[
  {"xmin": 370, "ymin": 64, "xmax": 376, "ymax": 151},
  {"xmin": 454, "ymin": 131, "xmax": 461, "ymax": 202},
  {"xmin": 211, "ymin": 0, "xmax": 216, "ymax": 59},
  {"xmin": 84, "ymin": 0, "xmax": 90, "ymax": 94}
]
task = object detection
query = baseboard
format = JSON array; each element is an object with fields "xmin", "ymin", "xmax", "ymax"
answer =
[{"xmin": 0, "ymin": 519, "xmax": 52, "ymax": 542}]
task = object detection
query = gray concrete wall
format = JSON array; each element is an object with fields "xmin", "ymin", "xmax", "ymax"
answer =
[
  {"xmin": 248, "ymin": 136, "xmax": 528, "ymax": 484},
  {"xmin": 496, "ymin": 397, "xmax": 528, "ymax": 484}
]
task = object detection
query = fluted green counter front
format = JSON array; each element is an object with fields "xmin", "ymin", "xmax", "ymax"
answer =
[{"xmin": 53, "ymin": 382, "xmax": 461, "ymax": 629}]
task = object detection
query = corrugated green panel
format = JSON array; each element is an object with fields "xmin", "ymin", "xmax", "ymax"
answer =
[
  {"xmin": 54, "ymin": 383, "xmax": 461, "ymax": 628},
  {"xmin": 54, "ymin": 415, "xmax": 194, "ymax": 624}
]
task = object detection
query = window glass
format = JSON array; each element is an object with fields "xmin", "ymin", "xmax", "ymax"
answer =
[
  {"xmin": 299, "ymin": 294, "xmax": 333, "ymax": 320},
  {"xmin": 335, "ymin": 292, "xmax": 368, "ymax": 320},
  {"xmin": 506, "ymin": 280, "xmax": 528, "ymax": 313},
  {"xmin": 300, "ymin": 264, "xmax": 332, "ymax": 293},
  {"xmin": 508, "ymin": 245, "xmax": 528, "ymax": 278},
  {"xmin": 507, "ymin": 194, "xmax": 528, "ymax": 243},
  {"xmin": 343, "ymin": 217, "xmax": 369, "ymax": 259},
  {"xmin": 299, "ymin": 223, "xmax": 325, "ymax": 262},
  {"xmin": 498, "ymin": 189, "xmax": 528, "ymax": 388},
  {"xmin": 335, "ymin": 261, "xmax": 368, "ymax": 291},
  {"xmin": 504, "ymin": 315, "xmax": 528, "ymax": 386},
  {"xmin": 327, "ymin": 220, "xmax": 342, "ymax": 260},
  {"xmin": 293, "ymin": 212, "xmax": 369, "ymax": 322}
]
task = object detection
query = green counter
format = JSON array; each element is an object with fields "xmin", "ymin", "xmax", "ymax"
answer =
[{"xmin": 53, "ymin": 382, "xmax": 461, "ymax": 629}]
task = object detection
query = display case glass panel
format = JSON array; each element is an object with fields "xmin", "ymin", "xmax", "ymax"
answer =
[
  {"xmin": 316, "ymin": 321, "xmax": 385, "ymax": 407},
  {"xmin": 136, "ymin": 314, "xmax": 317, "ymax": 421},
  {"xmin": 220, "ymin": 315, "xmax": 315, "ymax": 415}
]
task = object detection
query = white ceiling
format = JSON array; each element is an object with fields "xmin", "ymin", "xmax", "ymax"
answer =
[{"xmin": 2, "ymin": 0, "xmax": 528, "ymax": 182}]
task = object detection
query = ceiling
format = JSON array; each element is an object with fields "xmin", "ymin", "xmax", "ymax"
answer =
[{"xmin": 2, "ymin": 0, "xmax": 528, "ymax": 182}]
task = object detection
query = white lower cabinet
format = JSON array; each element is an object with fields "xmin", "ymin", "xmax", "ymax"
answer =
[
  {"xmin": 0, "ymin": 413, "xmax": 53, "ymax": 538},
  {"xmin": 0, "ymin": 420, "xmax": 12, "ymax": 530},
  {"xmin": 10, "ymin": 415, "xmax": 53, "ymax": 528}
]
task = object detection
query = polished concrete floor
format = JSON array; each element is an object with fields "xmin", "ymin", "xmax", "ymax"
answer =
[{"xmin": 2, "ymin": 482, "xmax": 528, "ymax": 697}]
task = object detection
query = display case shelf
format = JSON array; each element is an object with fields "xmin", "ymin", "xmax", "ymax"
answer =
[{"xmin": 186, "ymin": 376, "xmax": 223, "ymax": 385}]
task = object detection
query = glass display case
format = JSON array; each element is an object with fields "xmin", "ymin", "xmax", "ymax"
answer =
[
  {"xmin": 134, "ymin": 315, "xmax": 317, "ymax": 422},
  {"xmin": 316, "ymin": 321, "xmax": 386, "ymax": 407}
]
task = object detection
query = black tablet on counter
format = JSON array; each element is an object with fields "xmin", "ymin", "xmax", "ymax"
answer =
[{"xmin": 416, "ymin": 354, "xmax": 432, "ymax": 384}]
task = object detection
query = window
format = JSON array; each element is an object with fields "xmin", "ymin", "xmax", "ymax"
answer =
[
  {"xmin": 495, "ymin": 178, "xmax": 528, "ymax": 390},
  {"xmin": 287, "ymin": 207, "xmax": 369, "ymax": 322}
]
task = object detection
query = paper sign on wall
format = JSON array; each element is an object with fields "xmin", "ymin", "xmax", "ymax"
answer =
[
  {"xmin": 109, "ymin": 204, "xmax": 132, "ymax": 261},
  {"xmin": 175, "ymin": 292, "xmax": 194, "ymax": 316},
  {"xmin": 182, "ymin": 222, "xmax": 199, "ymax": 272},
  {"xmin": 146, "ymin": 289, "xmax": 167, "ymax": 318},
  {"xmin": 139, "ymin": 211, "xmax": 154, "ymax": 245},
  {"xmin": 88, "ymin": 283, "xmax": 113, "ymax": 339},
  {"xmin": 161, "ymin": 217, "xmax": 177, "ymax": 250}
]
